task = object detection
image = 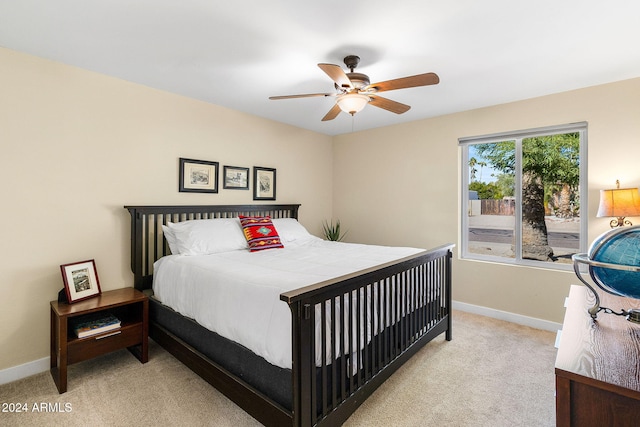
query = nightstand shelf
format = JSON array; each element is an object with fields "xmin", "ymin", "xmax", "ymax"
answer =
[{"xmin": 50, "ymin": 287, "xmax": 148, "ymax": 393}]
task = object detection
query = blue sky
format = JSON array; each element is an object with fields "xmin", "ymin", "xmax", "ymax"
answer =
[{"xmin": 468, "ymin": 145, "xmax": 499, "ymax": 183}]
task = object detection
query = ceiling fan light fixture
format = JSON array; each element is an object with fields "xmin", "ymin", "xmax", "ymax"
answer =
[{"xmin": 336, "ymin": 93, "xmax": 370, "ymax": 115}]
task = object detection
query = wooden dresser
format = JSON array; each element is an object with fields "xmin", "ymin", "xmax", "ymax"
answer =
[{"xmin": 555, "ymin": 285, "xmax": 640, "ymax": 426}]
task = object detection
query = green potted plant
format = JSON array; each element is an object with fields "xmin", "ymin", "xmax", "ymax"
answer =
[{"xmin": 322, "ymin": 219, "xmax": 347, "ymax": 241}]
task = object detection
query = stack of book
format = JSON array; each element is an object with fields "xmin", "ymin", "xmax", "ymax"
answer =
[{"xmin": 72, "ymin": 313, "xmax": 121, "ymax": 338}]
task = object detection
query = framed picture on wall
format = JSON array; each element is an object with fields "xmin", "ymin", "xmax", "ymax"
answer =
[
  {"xmin": 223, "ymin": 165, "xmax": 249, "ymax": 190},
  {"xmin": 60, "ymin": 259, "xmax": 101, "ymax": 303},
  {"xmin": 253, "ymin": 166, "xmax": 276, "ymax": 200},
  {"xmin": 179, "ymin": 158, "xmax": 219, "ymax": 193}
]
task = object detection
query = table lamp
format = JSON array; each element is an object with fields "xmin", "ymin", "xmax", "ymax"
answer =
[{"xmin": 596, "ymin": 180, "xmax": 640, "ymax": 228}]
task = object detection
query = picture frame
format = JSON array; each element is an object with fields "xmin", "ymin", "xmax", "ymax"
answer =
[
  {"xmin": 253, "ymin": 166, "xmax": 276, "ymax": 200},
  {"xmin": 60, "ymin": 259, "xmax": 101, "ymax": 303},
  {"xmin": 179, "ymin": 158, "xmax": 219, "ymax": 193},
  {"xmin": 223, "ymin": 165, "xmax": 249, "ymax": 190}
]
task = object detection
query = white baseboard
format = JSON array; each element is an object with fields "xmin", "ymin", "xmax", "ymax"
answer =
[
  {"xmin": 452, "ymin": 300, "xmax": 562, "ymax": 332},
  {"xmin": 0, "ymin": 357, "xmax": 49, "ymax": 386},
  {"xmin": 0, "ymin": 303, "xmax": 560, "ymax": 385}
]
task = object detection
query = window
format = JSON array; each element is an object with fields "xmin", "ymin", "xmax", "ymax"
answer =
[{"xmin": 460, "ymin": 123, "xmax": 587, "ymax": 270}]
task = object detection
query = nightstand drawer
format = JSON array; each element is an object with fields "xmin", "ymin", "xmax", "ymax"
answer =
[{"xmin": 67, "ymin": 323, "xmax": 143, "ymax": 364}]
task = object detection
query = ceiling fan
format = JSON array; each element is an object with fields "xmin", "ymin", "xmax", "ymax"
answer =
[{"xmin": 269, "ymin": 55, "xmax": 439, "ymax": 121}]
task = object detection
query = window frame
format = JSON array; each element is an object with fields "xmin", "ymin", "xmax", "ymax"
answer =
[{"xmin": 459, "ymin": 122, "xmax": 588, "ymax": 271}]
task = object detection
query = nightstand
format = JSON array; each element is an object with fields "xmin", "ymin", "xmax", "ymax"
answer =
[{"xmin": 50, "ymin": 287, "xmax": 148, "ymax": 393}]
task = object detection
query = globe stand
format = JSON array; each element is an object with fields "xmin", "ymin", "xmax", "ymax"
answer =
[{"xmin": 573, "ymin": 253, "xmax": 640, "ymax": 322}]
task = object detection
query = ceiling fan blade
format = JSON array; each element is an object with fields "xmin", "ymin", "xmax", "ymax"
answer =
[
  {"xmin": 369, "ymin": 95, "xmax": 411, "ymax": 114},
  {"xmin": 269, "ymin": 93, "xmax": 333, "ymax": 100},
  {"xmin": 321, "ymin": 104, "xmax": 342, "ymax": 121},
  {"xmin": 318, "ymin": 63, "xmax": 353, "ymax": 90},
  {"xmin": 366, "ymin": 72, "xmax": 439, "ymax": 92}
]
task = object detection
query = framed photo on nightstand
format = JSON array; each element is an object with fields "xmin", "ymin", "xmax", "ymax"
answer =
[{"xmin": 60, "ymin": 259, "xmax": 101, "ymax": 303}]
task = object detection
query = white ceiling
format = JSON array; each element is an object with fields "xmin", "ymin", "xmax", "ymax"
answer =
[{"xmin": 1, "ymin": 0, "xmax": 639, "ymax": 136}]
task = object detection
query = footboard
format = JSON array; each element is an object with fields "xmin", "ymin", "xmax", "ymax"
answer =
[{"xmin": 281, "ymin": 243, "xmax": 454, "ymax": 427}]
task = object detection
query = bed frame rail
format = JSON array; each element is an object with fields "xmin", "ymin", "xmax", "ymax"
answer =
[{"xmin": 281, "ymin": 244, "xmax": 454, "ymax": 426}]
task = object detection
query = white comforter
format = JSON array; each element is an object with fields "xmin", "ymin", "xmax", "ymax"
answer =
[{"xmin": 152, "ymin": 236, "xmax": 422, "ymax": 369}]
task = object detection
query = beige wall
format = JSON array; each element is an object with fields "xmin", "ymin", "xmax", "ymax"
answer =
[
  {"xmin": 0, "ymin": 48, "xmax": 333, "ymax": 371},
  {"xmin": 333, "ymin": 77, "xmax": 640, "ymax": 324},
  {"xmin": 3, "ymin": 44, "xmax": 640, "ymax": 373}
]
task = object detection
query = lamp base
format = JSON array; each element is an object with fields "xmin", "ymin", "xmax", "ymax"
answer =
[{"xmin": 610, "ymin": 217, "xmax": 633, "ymax": 228}]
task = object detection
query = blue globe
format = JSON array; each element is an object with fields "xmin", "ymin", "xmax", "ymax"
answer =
[{"xmin": 589, "ymin": 225, "xmax": 640, "ymax": 299}]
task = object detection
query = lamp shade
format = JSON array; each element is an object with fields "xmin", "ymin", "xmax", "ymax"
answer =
[
  {"xmin": 597, "ymin": 187, "xmax": 640, "ymax": 218},
  {"xmin": 336, "ymin": 93, "xmax": 370, "ymax": 115}
]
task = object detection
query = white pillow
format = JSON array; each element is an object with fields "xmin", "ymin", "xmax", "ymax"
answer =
[
  {"xmin": 161, "ymin": 225, "xmax": 180, "ymax": 254},
  {"xmin": 167, "ymin": 218, "xmax": 248, "ymax": 255},
  {"xmin": 272, "ymin": 218, "xmax": 313, "ymax": 242}
]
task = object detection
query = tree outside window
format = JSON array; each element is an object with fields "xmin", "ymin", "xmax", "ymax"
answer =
[{"xmin": 460, "ymin": 123, "xmax": 586, "ymax": 269}]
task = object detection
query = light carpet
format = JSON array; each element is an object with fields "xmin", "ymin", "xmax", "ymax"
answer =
[{"xmin": 0, "ymin": 310, "xmax": 557, "ymax": 426}]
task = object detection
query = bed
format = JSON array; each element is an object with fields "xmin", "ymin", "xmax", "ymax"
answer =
[{"xmin": 125, "ymin": 204, "xmax": 453, "ymax": 426}]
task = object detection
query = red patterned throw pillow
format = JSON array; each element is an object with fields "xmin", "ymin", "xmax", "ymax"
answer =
[{"xmin": 239, "ymin": 216, "xmax": 284, "ymax": 251}]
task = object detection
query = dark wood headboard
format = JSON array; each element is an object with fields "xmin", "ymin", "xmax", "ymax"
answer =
[{"xmin": 124, "ymin": 204, "xmax": 301, "ymax": 290}]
